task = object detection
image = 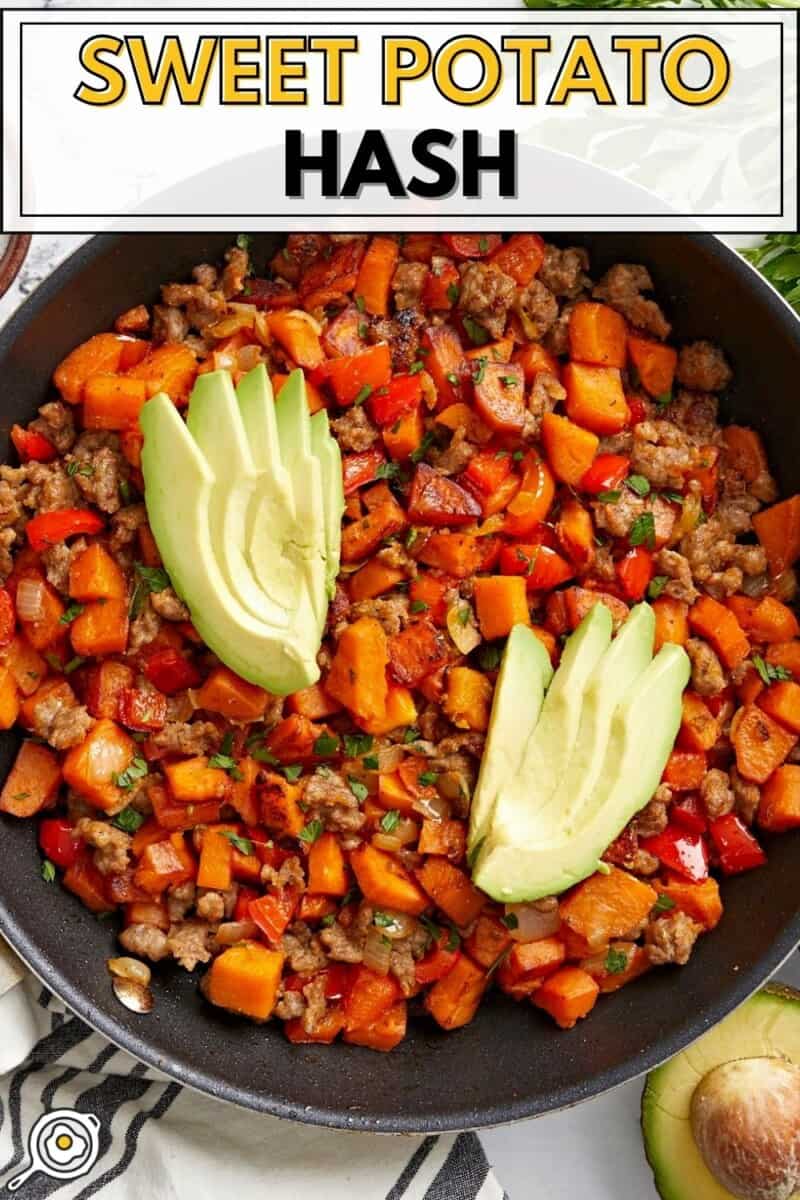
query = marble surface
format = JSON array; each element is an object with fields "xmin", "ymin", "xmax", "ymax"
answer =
[{"xmin": 1, "ymin": 235, "xmax": 797, "ymax": 1200}]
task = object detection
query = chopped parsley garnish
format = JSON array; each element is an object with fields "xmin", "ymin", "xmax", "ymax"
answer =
[
  {"xmin": 405, "ymin": 528, "xmax": 419, "ymax": 550},
  {"xmin": 647, "ymin": 575, "xmax": 669, "ymax": 601},
  {"xmin": 654, "ymin": 390, "xmax": 673, "ymax": 409},
  {"xmin": 113, "ymin": 807, "xmax": 145, "ymax": 834},
  {"xmin": 358, "ymin": 321, "xmax": 369, "ymax": 338},
  {"xmin": 446, "ymin": 283, "xmax": 460, "ymax": 304},
  {"xmin": 410, "ymin": 432, "xmax": 436, "ymax": 463},
  {"xmin": 321, "ymin": 913, "xmax": 337, "ymax": 927},
  {"xmin": 418, "ymin": 770, "xmax": 438, "ymax": 787},
  {"xmin": 222, "ymin": 831, "xmax": 254, "ymax": 855},
  {"xmin": 501, "ymin": 912, "xmax": 519, "ymax": 930},
  {"xmin": 494, "ymin": 449, "xmax": 510, "ymax": 460},
  {"xmin": 235, "ymin": 233, "xmax": 253, "ymax": 252},
  {"xmin": 513, "ymin": 450, "xmax": 524, "ymax": 462},
  {"xmin": 129, "ymin": 562, "xmax": 170, "ymax": 619},
  {"xmin": 207, "ymin": 752, "xmax": 244, "ymax": 781},
  {"xmin": 446, "ymin": 372, "xmax": 459, "ymax": 385},
  {"xmin": 59, "ymin": 602, "xmax": 85, "ymax": 625},
  {"xmin": 66, "ymin": 461, "xmax": 94, "ymax": 478},
  {"xmin": 282, "ymin": 764, "xmax": 303, "ymax": 783},
  {"xmin": 408, "ymin": 360, "xmax": 425, "ymax": 376},
  {"xmin": 456, "ymin": 604, "xmax": 471, "ymax": 626},
  {"xmin": 462, "ymin": 316, "xmax": 490, "ymax": 346},
  {"xmin": 373, "ymin": 910, "xmax": 396, "ymax": 928},
  {"xmin": 652, "ymin": 893, "xmax": 676, "ymax": 914},
  {"xmin": 44, "ymin": 654, "xmax": 62, "ymax": 673},
  {"xmin": 752, "ymin": 654, "xmax": 793, "ymax": 687},
  {"xmin": 363, "ymin": 755, "xmax": 380, "ymax": 770},
  {"xmin": 478, "ymin": 237, "xmax": 489, "ymax": 252},
  {"xmin": 597, "ymin": 490, "xmax": 621, "ymax": 504},
  {"xmin": 251, "ymin": 745, "xmax": 280, "ymax": 766},
  {"xmin": 380, "ymin": 809, "xmax": 400, "ymax": 834},
  {"xmin": 12, "ymin": 792, "xmax": 30, "ymax": 802},
  {"xmin": 626, "ymin": 474, "xmax": 651, "ymax": 498},
  {"xmin": 604, "ymin": 947, "xmax": 629, "ymax": 975},
  {"xmin": 662, "ymin": 491, "xmax": 684, "ymax": 505},
  {"xmin": 629, "ymin": 511, "xmax": 656, "ymax": 549},
  {"xmin": 298, "ymin": 819, "xmax": 323, "ymax": 844},
  {"xmin": 420, "ymin": 914, "xmax": 442, "ymax": 945},
  {"xmin": 375, "ymin": 461, "xmax": 401, "ymax": 480},
  {"xmin": 313, "ymin": 731, "xmax": 340, "ymax": 757},
  {"xmin": 119, "ymin": 479, "xmax": 134, "ymax": 505},
  {"xmin": 112, "ymin": 756, "xmax": 148, "ymax": 791},
  {"xmin": 403, "ymin": 727, "xmax": 421, "ymax": 743},
  {"xmin": 64, "ymin": 656, "xmax": 86, "ymax": 675},
  {"xmin": 500, "ymin": 375, "xmax": 519, "ymax": 387},
  {"xmin": 355, "ymin": 294, "xmax": 366, "ymax": 312},
  {"xmin": 343, "ymin": 733, "xmax": 373, "ymax": 758},
  {"xmin": 478, "ymin": 642, "xmax": 503, "ymax": 671},
  {"xmin": 409, "ymin": 599, "xmax": 429, "ymax": 614},
  {"xmin": 347, "ymin": 777, "xmax": 368, "ymax": 803},
  {"xmin": 354, "ymin": 384, "xmax": 372, "ymax": 406},
  {"xmin": 41, "ymin": 859, "xmax": 56, "ymax": 883},
  {"xmin": 473, "ymin": 357, "xmax": 487, "ymax": 385}
]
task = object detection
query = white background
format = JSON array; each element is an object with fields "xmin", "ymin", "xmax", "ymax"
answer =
[{"xmin": 3, "ymin": 7, "xmax": 797, "ymax": 231}]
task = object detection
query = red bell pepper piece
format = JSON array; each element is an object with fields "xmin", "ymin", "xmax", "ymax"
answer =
[
  {"xmin": 640, "ymin": 824, "xmax": 709, "ymax": 883},
  {"xmin": 626, "ymin": 394, "xmax": 648, "ymax": 426},
  {"xmin": 38, "ymin": 817, "xmax": 81, "ymax": 870},
  {"xmin": 580, "ymin": 454, "xmax": 630, "ymax": 494},
  {"xmin": 464, "ymin": 449, "xmax": 513, "ymax": 496},
  {"xmin": 234, "ymin": 885, "xmax": 260, "ymax": 923},
  {"xmin": 11, "ymin": 425, "xmax": 57, "ymax": 464},
  {"xmin": 248, "ymin": 889, "xmax": 298, "ymax": 944},
  {"xmin": 499, "ymin": 543, "xmax": 574, "ymax": 591},
  {"xmin": 0, "ymin": 588, "xmax": 15, "ymax": 648},
  {"xmin": 617, "ymin": 546, "xmax": 654, "ymax": 602},
  {"xmin": 407, "ymin": 463, "xmax": 481, "ymax": 528},
  {"xmin": 243, "ymin": 278, "xmax": 298, "ymax": 310},
  {"xmin": 26, "ymin": 509, "xmax": 105, "ymax": 552},
  {"xmin": 415, "ymin": 931, "xmax": 461, "ymax": 984},
  {"xmin": 118, "ymin": 686, "xmax": 167, "ymax": 732},
  {"xmin": 143, "ymin": 648, "xmax": 200, "ymax": 695},
  {"xmin": 325, "ymin": 344, "xmax": 392, "ymax": 407},
  {"xmin": 323, "ymin": 963, "xmax": 353, "ymax": 1001},
  {"xmin": 442, "ymin": 234, "xmax": 502, "ymax": 259},
  {"xmin": 341, "ymin": 448, "xmax": 386, "ymax": 496},
  {"xmin": 422, "ymin": 259, "xmax": 459, "ymax": 310},
  {"xmin": 708, "ymin": 813, "xmax": 767, "ymax": 875},
  {"xmin": 670, "ymin": 794, "xmax": 708, "ymax": 835},
  {"xmin": 368, "ymin": 374, "xmax": 423, "ymax": 427}
]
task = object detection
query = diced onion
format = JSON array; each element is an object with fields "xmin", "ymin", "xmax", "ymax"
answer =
[
  {"xmin": 505, "ymin": 902, "xmax": 561, "ymax": 943},
  {"xmin": 775, "ymin": 568, "xmax": 798, "ymax": 602},
  {"xmin": 394, "ymin": 817, "xmax": 419, "ymax": 846},
  {"xmin": 363, "ymin": 926, "xmax": 392, "ymax": 975},
  {"xmin": 208, "ymin": 311, "xmax": 255, "ymax": 338},
  {"xmin": 373, "ymin": 832, "xmax": 402, "ymax": 852},
  {"xmin": 446, "ymin": 603, "xmax": 482, "ymax": 655},
  {"xmin": 287, "ymin": 308, "xmax": 322, "ymax": 336},
  {"xmin": 236, "ymin": 344, "xmax": 262, "ymax": 372},
  {"xmin": 107, "ymin": 957, "xmax": 151, "ymax": 987},
  {"xmin": 16, "ymin": 577, "xmax": 45, "ymax": 623},
  {"xmin": 377, "ymin": 744, "xmax": 405, "ymax": 772},
  {"xmin": 378, "ymin": 911, "xmax": 417, "ymax": 941},
  {"xmin": 215, "ymin": 920, "xmax": 257, "ymax": 946},
  {"xmin": 412, "ymin": 792, "xmax": 451, "ymax": 821}
]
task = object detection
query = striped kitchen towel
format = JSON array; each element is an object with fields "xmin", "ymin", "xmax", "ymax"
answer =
[{"xmin": 0, "ymin": 958, "xmax": 506, "ymax": 1200}]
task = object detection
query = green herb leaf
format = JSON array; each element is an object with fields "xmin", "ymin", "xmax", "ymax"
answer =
[
  {"xmin": 478, "ymin": 237, "xmax": 490, "ymax": 253},
  {"xmin": 207, "ymin": 752, "xmax": 244, "ymax": 781},
  {"xmin": 373, "ymin": 910, "xmax": 395, "ymax": 928},
  {"xmin": 654, "ymin": 390, "xmax": 673, "ymax": 409},
  {"xmin": 402, "ymin": 726, "xmax": 420, "ymax": 744},
  {"xmin": 236, "ymin": 233, "xmax": 253, "ymax": 252},
  {"xmin": 282, "ymin": 764, "xmax": 303, "ymax": 782},
  {"xmin": 512, "ymin": 450, "xmax": 524, "ymax": 462},
  {"xmin": 41, "ymin": 859, "xmax": 56, "ymax": 883},
  {"xmin": 446, "ymin": 283, "xmax": 460, "ymax": 304},
  {"xmin": 647, "ymin": 575, "xmax": 669, "ymax": 601},
  {"xmin": 500, "ymin": 375, "xmax": 519, "ymax": 388},
  {"xmin": 597, "ymin": 490, "xmax": 621, "ymax": 504},
  {"xmin": 354, "ymin": 384, "xmax": 373, "ymax": 406},
  {"xmin": 462, "ymin": 316, "xmax": 490, "ymax": 346},
  {"xmin": 375, "ymin": 461, "xmax": 401, "ymax": 480},
  {"xmin": 363, "ymin": 755, "xmax": 380, "ymax": 770},
  {"xmin": 653, "ymin": 893, "xmax": 676, "ymax": 914},
  {"xmin": 629, "ymin": 511, "xmax": 656, "ymax": 549},
  {"xmin": 604, "ymin": 947, "xmax": 629, "ymax": 975},
  {"xmin": 251, "ymin": 745, "xmax": 280, "ymax": 765},
  {"xmin": 501, "ymin": 912, "xmax": 519, "ymax": 930},
  {"xmin": 113, "ymin": 807, "xmax": 145, "ymax": 833},
  {"xmin": 478, "ymin": 642, "xmax": 503, "ymax": 671},
  {"xmin": 112, "ymin": 756, "xmax": 148, "ymax": 790},
  {"xmin": 662, "ymin": 491, "xmax": 684, "ymax": 505},
  {"xmin": 418, "ymin": 770, "xmax": 438, "ymax": 787},
  {"xmin": 456, "ymin": 604, "xmax": 471, "ymax": 626},
  {"xmin": 298, "ymin": 819, "xmax": 323, "ymax": 844},
  {"xmin": 752, "ymin": 653, "xmax": 793, "ymax": 687},
  {"xmin": 343, "ymin": 733, "xmax": 373, "ymax": 758},
  {"xmin": 67, "ymin": 461, "xmax": 94, "ymax": 478},
  {"xmin": 473, "ymin": 357, "xmax": 487, "ymax": 385},
  {"xmin": 355, "ymin": 294, "xmax": 366, "ymax": 312},
  {"xmin": 742, "ymin": 235, "xmax": 800, "ymax": 313},
  {"xmin": 446, "ymin": 923, "xmax": 460, "ymax": 951},
  {"xmin": 348, "ymin": 777, "xmax": 368, "ymax": 803},
  {"xmin": 626, "ymin": 474, "xmax": 651, "ymax": 498},
  {"xmin": 222, "ymin": 831, "xmax": 254, "ymax": 855},
  {"xmin": 405, "ymin": 528, "xmax": 419, "ymax": 550},
  {"xmin": 486, "ymin": 945, "xmax": 511, "ymax": 979},
  {"xmin": 64, "ymin": 656, "xmax": 86, "ymax": 675},
  {"xmin": 420, "ymin": 914, "xmax": 442, "ymax": 946},
  {"xmin": 409, "ymin": 598, "xmax": 429, "ymax": 614},
  {"xmin": 410, "ymin": 432, "xmax": 436, "ymax": 463},
  {"xmin": 135, "ymin": 563, "xmax": 170, "ymax": 593},
  {"xmin": 313, "ymin": 732, "xmax": 340, "ymax": 757},
  {"xmin": 321, "ymin": 913, "xmax": 337, "ymax": 927},
  {"xmin": 408, "ymin": 361, "xmax": 425, "ymax": 376}
]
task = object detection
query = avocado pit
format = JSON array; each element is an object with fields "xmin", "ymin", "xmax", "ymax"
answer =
[{"xmin": 689, "ymin": 1056, "xmax": 800, "ymax": 1200}]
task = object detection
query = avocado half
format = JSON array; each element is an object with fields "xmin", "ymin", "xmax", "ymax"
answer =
[
  {"xmin": 642, "ymin": 984, "xmax": 800, "ymax": 1200},
  {"xmin": 140, "ymin": 366, "xmax": 342, "ymax": 695}
]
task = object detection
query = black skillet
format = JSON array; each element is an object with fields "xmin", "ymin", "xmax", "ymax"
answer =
[{"xmin": 0, "ymin": 234, "xmax": 798, "ymax": 1132}]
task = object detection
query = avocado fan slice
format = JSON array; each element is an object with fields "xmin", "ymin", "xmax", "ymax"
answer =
[
  {"xmin": 140, "ymin": 393, "xmax": 319, "ymax": 694},
  {"xmin": 309, "ymin": 408, "xmax": 344, "ymax": 599},
  {"xmin": 641, "ymin": 984, "xmax": 800, "ymax": 1200},
  {"xmin": 468, "ymin": 623, "xmax": 554, "ymax": 857}
]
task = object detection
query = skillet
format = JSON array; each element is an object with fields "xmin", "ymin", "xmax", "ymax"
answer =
[{"xmin": 0, "ymin": 233, "xmax": 798, "ymax": 1133}]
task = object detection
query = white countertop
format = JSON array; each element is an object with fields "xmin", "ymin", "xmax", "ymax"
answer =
[{"xmin": 2, "ymin": 233, "xmax": 797, "ymax": 1200}]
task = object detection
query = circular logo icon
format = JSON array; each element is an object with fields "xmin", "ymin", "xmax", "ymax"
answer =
[{"xmin": 7, "ymin": 1109, "xmax": 101, "ymax": 1192}]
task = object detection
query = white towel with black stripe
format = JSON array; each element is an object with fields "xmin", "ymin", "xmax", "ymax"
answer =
[{"xmin": 0, "ymin": 949, "xmax": 506, "ymax": 1200}]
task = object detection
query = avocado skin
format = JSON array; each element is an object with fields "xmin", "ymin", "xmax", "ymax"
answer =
[{"xmin": 641, "ymin": 984, "xmax": 800, "ymax": 1200}]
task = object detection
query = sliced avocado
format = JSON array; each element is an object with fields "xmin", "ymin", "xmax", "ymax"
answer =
[
  {"xmin": 468, "ymin": 624, "xmax": 553, "ymax": 856},
  {"xmin": 475, "ymin": 639, "xmax": 690, "ymax": 901},
  {"xmin": 274, "ymin": 371, "xmax": 328, "ymax": 631},
  {"xmin": 185, "ymin": 370, "xmax": 290, "ymax": 629},
  {"xmin": 538, "ymin": 602, "xmax": 655, "ymax": 833},
  {"xmin": 309, "ymin": 409, "xmax": 344, "ymax": 598},
  {"xmin": 235, "ymin": 366, "xmax": 304, "ymax": 616},
  {"xmin": 486, "ymin": 603, "xmax": 613, "ymax": 850},
  {"xmin": 140, "ymin": 394, "xmax": 319, "ymax": 694},
  {"xmin": 642, "ymin": 984, "xmax": 800, "ymax": 1200}
]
